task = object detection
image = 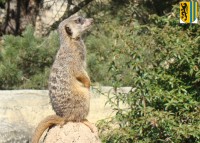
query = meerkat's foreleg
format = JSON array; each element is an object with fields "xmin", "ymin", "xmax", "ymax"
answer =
[{"xmin": 76, "ymin": 70, "xmax": 91, "ymax": 89}]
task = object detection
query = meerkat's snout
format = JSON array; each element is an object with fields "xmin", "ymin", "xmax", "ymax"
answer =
[
  {"xmin": 73, "ymin": 17, "xmax": 94, "ymax": 38},
  {"xmin": 83, "ymin": 18, "xmax": 94, "ymax": 29},
  {"xmin": 86, "ymin": 18, "xmax": 94, "ymax": 26}
]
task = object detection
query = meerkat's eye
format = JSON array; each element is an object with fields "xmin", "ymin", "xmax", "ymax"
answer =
[
  {"xmin": 75, "ymin": 17, "xmax": 84, "ymax": 24},
  {"xmin": 65, "ymin": 26, "xmax": 72, "ymax": 36}
]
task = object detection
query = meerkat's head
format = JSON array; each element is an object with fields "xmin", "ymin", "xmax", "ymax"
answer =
[{"xmin": 58, "ymin": 15, "xmax": 94, "ymax": 39}]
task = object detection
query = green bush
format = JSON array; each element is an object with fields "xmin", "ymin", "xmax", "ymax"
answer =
[
  {"xmin": 89, "ymin": 2, "xmax": 200, "ymax": 143},
  {"xmin": 0, "ymin": 26, "xmax": 59, "ymax": 89}
]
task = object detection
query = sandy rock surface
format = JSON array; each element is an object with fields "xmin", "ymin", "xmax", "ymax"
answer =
[{"xmin": 43, "ymin": 122, "xmax": 101, "ymax": 143}]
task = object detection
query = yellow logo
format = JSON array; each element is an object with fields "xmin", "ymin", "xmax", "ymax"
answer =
[{"xmin": 180, "ymin": 1, "xmax": 198, "ymax": 24}]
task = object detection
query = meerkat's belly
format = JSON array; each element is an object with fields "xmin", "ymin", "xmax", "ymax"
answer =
[
  {"xmin": 49, "ymin": 69, "xmax": 90, "ymax": 121},
  {"xmin": 50, "ymin": 91, "xmax": 90, "ymax": 121}
]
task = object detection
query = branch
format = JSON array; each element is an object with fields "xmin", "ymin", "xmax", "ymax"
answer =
[
  {"xmin": 15, "ymin": 0, "xmax": 21, "ymax": 35},
  {"xmin": 49, "ymin": 0, "xmax": 94, "ymax": 32},
  {"xmin": 67, "ymin": 0, "xmax": 94, "ymax": 16}
]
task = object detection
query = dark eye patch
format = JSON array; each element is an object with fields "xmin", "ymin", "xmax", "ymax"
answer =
[
  {"xmin": 75, "ymin": 17, "xmax": 84, "ymax": 24},
  {"xmin": 65, "ymin": 26, "xmax": 72, "ymax": 36}
]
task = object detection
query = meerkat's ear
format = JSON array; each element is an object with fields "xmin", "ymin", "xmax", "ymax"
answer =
[{"xmin": 65, "ymin": 26, "xmax": 72, "ymax": 36}]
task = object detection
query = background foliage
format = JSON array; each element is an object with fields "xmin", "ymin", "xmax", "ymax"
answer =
[
  {"xmin": 0, "ymin": 0, "xmax": 200, "ymax": 142},
  {"xmin": 87, "ymin": 1, "xmax": 200, "ymax": 142},
  {"xmin": 0, "ymin": 26, "xmax": 58, "ymax": 89}
]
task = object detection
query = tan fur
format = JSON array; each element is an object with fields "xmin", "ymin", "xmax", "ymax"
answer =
[
  {"xmin": 32, "ymin": 15, "xmax": 94, "ymax": 143},
  {"xmin": 32, "ymin": 115, "xmax": 64, "ymax": 143}
]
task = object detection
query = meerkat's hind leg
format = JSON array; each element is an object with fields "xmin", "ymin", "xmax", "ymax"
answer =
[
  {"xmin": 58, "ymin": 119, "xmax": 68, "ymax": 128},
  {"xmin": 81, "ymin": 119, "xmax": 95, "ymax": 133}
]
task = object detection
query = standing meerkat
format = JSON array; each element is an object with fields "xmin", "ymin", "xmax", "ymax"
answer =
[{"xmin": 32, "ymin": 15, "xmax": 94, "ymax": 143}]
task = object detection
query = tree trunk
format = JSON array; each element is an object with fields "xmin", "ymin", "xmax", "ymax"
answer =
[{"xmin": 0, "ymin": 0, "xmax": 41, "ymax": 35}]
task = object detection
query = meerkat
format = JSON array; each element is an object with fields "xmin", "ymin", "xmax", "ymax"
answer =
[{"xmin": 32, "ymin": 15, "xmax": 94, "ymax": 143}]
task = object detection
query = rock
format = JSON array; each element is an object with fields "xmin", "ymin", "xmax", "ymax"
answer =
[
  {"xmin": 0, "ymin": 120, "xmax": 30, "ymax": 143},
  {"xmin": 43, "ymin": 122, "xmax": 101, "ymax": 143},
  {"xmin": 0, "ymin": 90, "xmax": 54, "ymax": 128},
  {"xmin": 0, "ymin": 90, "xmax": 52, "ymax": 142},
  {"xmin": 34, "ymin": 0, "xmax": 68, "ymax": 36}
]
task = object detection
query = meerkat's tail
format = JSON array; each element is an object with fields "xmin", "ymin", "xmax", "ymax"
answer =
[{"xmin": 32, "ymin": 115, "xmax": 64, "ymax": 143}]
